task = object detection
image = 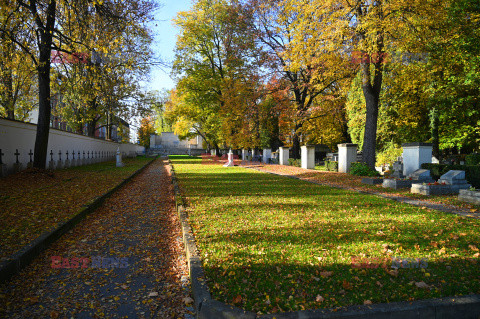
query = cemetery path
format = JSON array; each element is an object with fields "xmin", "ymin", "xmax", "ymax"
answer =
[{"xmin": 0, "ymin": 159, "xmax": 194, "ymax": 318}]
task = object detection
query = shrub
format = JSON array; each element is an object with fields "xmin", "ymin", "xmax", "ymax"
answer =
[
  {"xmin": 421, "ymin": 163, "xmax": 480, "ymax": 188},
  {"xmin": 288, "ymin": 158, "xmax": 301, "ymax": 167},
  {"xmin": 466, "ymin": 153, "xmax": 480, "ymax": 166},
  {"xmin": 325, "ymin": 160, "xmax": 338, "ymax": 172},
  {"xmin": 349, "ymin": 162, "xmax": 380, "ymax": 177}
]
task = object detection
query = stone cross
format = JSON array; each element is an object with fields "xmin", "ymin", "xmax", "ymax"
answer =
[
  {"xmin": 0, "ymin": 149, "xmax": 3, "ymax": 165},
  {"xmin": 83, "ymin": 151, "xmax": 85, "ymax": 159},
  {"xmin": 14, "ymin": 149, "xmax": 20, "ymax": 164},
  {"xmin": 72, "ymin": 151, "xmax": 75, "ymax": 159},
  {"xmin": 87, "ymin": 151, "xmax": 90, "ymax": 159},
  {"xmin": 66, "ymin": 151, "xmax": 69, "ymax": 160},
  {"xmin": 50, "ymin": 150, "xmax": 54, "ymax": 161},
  {"xmin": 28, "ymin": 149, "xmax": 33, "ymax": 163},
  {"xmin": 58, "ymin": 150, "xmax": 62, "ymax": 161}
]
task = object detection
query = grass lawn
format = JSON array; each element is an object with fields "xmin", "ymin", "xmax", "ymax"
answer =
[
  {"xmin": 0, "ymin": 156, "xmax": 152, "ymax": 261},
  {"xmin": 171, "ymin": 155, "xmax": 480, "ymax": 314}
]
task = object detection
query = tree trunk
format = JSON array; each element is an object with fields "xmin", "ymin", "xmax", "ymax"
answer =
[
  {"xmin": 430, "ymin": 106, "xmax": 440, "ymax": 159},
  {"xmin": 1, "ymin": 70, "xmax": 15, "ymax": 119},
  {"xmin": 33, "ymin": 1, "xmax": 56, "ymax": 169},
  {"xmin": 361, "ymin": 84, "xmax": 380, "ymax": 169},
  {"xmin": 292, "ymin": 131, "xmax": 301, "ymax": 159}
]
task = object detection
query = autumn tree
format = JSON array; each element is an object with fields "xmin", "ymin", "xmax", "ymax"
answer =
[
  {"xmin": 172, "ymin": 0, "xmax": 260, "ymax": 154},
  {"xmin": 0, "ymin": 0, "xmax": 158, "ymax": 169},
  {"xmin": 249, "ymin": 0, "xmax": 354, "ymax": 158},
  {"xmin": 137, "ymin": 116, "xmax": 155, "ymax": 149}
]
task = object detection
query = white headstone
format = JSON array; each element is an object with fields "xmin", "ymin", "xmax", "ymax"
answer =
[
  {"xmin": 402, "ymin": 142, "xmax": 432, "ymax": 176},
  {"xmin": 338, "ymin": 143, "xmax": 358, "ymax": 173},
  {"xmin": 439, "ymin": 170, "xmax": 467, "ymax": 185},
  {"xmin": 263, "ymin": 148, "xmax": 272, "ymax": 164},
  {"xmin": 242, "ymin": 149, "xmax": 247, "ymax": 161},
  {"xmin": 279, "ymin": 147, "xmax": 289, "ymax": 165},
  {"xmin": 301, "ymin": 145, "xmax": 315, "ymax": 169},
  {"xmin": 223, "ymin": 149, "xmax": 235, "ymax": 167}
]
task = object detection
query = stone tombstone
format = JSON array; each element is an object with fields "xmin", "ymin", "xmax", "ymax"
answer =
[
  {"xmin": 0, "ymin": 149, "xmax": 6, "ymax": 177},
  {"xmin": 338, "ymin": 143, "xmax": 358, "ymax": 173},
  {"xmin": 402, "ymin": 142, "xmax": 432, "ymax": 176},
  {"xmin": 407, "ymin": 169, "xmax": 433, "ymax": 182},
  {"xmin": 56, "ymin": 151, "xmax": 64, "ymax": 170},
  {"xmin": 438, "ymin": 170, "xmax": 471, "ymax": 192},
  {"xmin": 48, "ymin": 150, "xmax": 55, "ymax": 170},
  {"xmin": 64, "ymin": 151, "xmax": 70, "ymax": 168},
  {"xmin": 263, "ymin": 148, "xmax": 272, "ymax": 164},
  {"xmin": 223, "ymin": 149, "xmax": 235, "ymax": 167},
  {"xmin": 392, "ymin": 160, "xmax": 404, "ymax": 178},
  {"xmin": 301, "ymin": 145, "xmax": 315, "ymax": 169},
  {"xmin": 279, "ymin": 147, "xmax": 289, "ymax": 166},
  {"xmin": 13, "ymin": 149, "xmax": 23, "ymax": 173},
  {"xmin": 116, "ymin": 147, "xmax": 124, "ymax": 167}
]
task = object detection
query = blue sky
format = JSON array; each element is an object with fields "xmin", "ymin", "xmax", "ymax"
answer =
[{"xmin": 147, "ymin": 0, "xmax": 194, "ymax": 92}]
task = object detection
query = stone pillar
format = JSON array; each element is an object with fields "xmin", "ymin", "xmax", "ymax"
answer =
[
  {"xmin": 338, "ymin": 143, "xmax": 358, "ymax": 173},
  {"xmin": 279, "ymin": 147, "xmax": 289, "ymax": 166},
  {"xmin": 402, "ymin": 142, "xmax": 433, "ymax": 176},
  {"xmin": 301, "ymin": 145, "xmax": 315, "ymax": 169},
  {"xmin": 263, "ymin": 148, "xmax": 272, "ymax": 164},
  {"xmin": 242, "ymin": 149, "xmax": 247, "ymax": 161}
]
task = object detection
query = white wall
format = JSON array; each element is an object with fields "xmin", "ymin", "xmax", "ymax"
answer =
[{"xmin": 0, "ymin": 118, "xmax": 144, "ymax": 174}]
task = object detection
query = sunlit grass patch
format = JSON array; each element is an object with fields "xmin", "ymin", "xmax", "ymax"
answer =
[{"xmin": 171, "ymin": 157, "xmax": 480, "ymax": 314}]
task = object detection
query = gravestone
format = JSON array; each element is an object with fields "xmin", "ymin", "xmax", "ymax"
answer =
[
  {"xmin": 116, "ymin": 148, "xmax": 124, "ymax": 167},
  {"xmin": 438, "ymin": 170, "xmax": 471, "ymax": 192},
  {"xmin": 27, "ymin": 149, "xmax": 34, "ymax": 169},
  {"xmin": 338, "ymin": 143, "xmax": 357, "ymax": 173},
  {"xmin": 301, "ymin": 145, "xmax": 315, "ymax": 169},
  {"xmin": 49, "ymin": 150, "xmax": 55, "ymax": 170},
  {"xmin": 279, "ymin": 147, "xmax": 289, "ymax": 165},
  {"xmin": 13, "ymin": 149, "xmax": 23, "ymax": 173},
  {"xmin": 0, "ymin": 149, "xmax": 6, "ymax": 177},
  {"xmin": 408, "ymin": 169, "xmax": 433, "ymax": 182},
  {"xmin": 402, "ymin": 142, "xmax": 432, "ymax": 176},
  {"xmin": 263, "ymin": 148, "xmax": 272, "ymax": 164},
  {"xmin": 391, "ymin": 159, "xmax": 404, "ymax": 178},
  {"xmin": 64, "ymin": 151, "xmax": 70, "ymax": 168},
  {"xmin": 223, "ymin": 149, "xmax": 235, "ymax": 167},
  {"xmin": 56, "ymin": 151, "xmax": 64, "ymax": 169},
  {"xmin": 458, "ymin": 189, "xmax": 480, "ymax": 205}
]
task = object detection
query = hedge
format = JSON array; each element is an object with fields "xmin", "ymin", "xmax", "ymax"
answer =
[
  {"xmin": 288, "ymin": 158, "xmax": 301, "ymax": 167},
  {"xmin": 421, "ymin": 163, "xmax": 480, "ymax": 188},
  {"xmin": 325, "ymin": 160, "xmax": 338, "ymax": 172}
]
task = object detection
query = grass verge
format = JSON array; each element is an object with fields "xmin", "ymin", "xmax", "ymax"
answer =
[
  {"xmin": 171, "ymin": 155, "xmax": 480, "ymax": 315},
  {"xmin": 0, "ymin": 156, "xmax": 152, "ymax": 260}
]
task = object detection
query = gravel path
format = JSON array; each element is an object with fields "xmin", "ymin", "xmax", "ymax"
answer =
[{"xmin": 0, "ymin": 159, "xmax": 193, "ymax": 318}]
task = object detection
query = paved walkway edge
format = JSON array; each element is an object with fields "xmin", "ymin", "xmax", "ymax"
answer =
[
  {"xmin": 0, "ymin": 156, "xmax": 157, "ymax": 284},
  {"xmin": 169, "ymin": 160, "xmax": 480, "ymax": 319}
]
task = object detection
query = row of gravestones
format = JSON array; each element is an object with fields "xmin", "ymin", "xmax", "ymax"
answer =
[
  {"xmin": 0, "ymin": 148, "xmax": 123, "ymax": 177},
  {"xmin": 382, "ymin": 168, "xmax": 471, "ymax": 196}
]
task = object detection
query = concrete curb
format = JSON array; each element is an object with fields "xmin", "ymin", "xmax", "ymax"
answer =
[
  {"xmin": 0, "ymin": 156, "xmax": 157, "ymax": 284},
  {"xmin": 169, "ymin": 159, "xmax": 480, "ymax": 318}
]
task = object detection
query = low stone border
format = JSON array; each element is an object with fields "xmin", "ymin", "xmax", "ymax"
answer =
[
  {"xmin": 0, "ymin": 156, "xmax": 157, "ymax": 284},
  {"xmin": 169, "ymin": 160, "xmax": 480, "ymax": 318}
]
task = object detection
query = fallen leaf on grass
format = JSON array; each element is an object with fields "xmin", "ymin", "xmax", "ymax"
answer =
[
  {"xmin": 183, "ymin": 296, "xmax": 194, "ymax": 305},
  {"xmin": 342, "ymin": 280, "xmax": 352, "ymax": 290},
  {"xmin": 320, "ymin": 271, "xmax": 333, "ymax": 278},
  {"xmin": 415, "ymin": 281, "xmax": 429, "ymax": 289},
  {"xmin": 316, "ymin": 295, "xmax": 324, "ymax": 302},
  {"xmin": 232, "ymin": 295, "xmax": 242, "ymax": 304},
  {"xmin": 364, "ymin": 300, "xmax": 372, "ymax": 305},
  {"xmin": 148, "ymin": 292, "xmax": 158, "ymax": 297},
  {"xmin": 469, "ymin": 245, "xmax": 479, "ymax": 252}
]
